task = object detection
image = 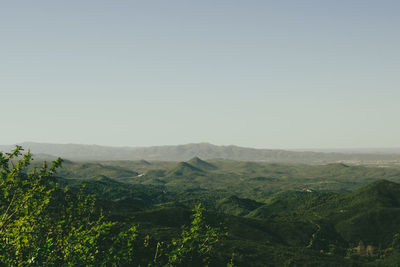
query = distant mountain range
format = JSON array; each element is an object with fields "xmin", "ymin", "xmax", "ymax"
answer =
[
  {"xmin": 294, "ymin": 147, "xmax": 400, "ymax": 154},
  {"xmin": 1, "ymin": 142, "xmax": 400, "ymax": 163}
]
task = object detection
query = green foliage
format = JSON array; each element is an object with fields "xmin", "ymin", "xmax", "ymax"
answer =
[
  {"xmin": 167, "ymin": 204, "xmax": 225, "ymax": 266},
  {"xmin": 52, "ymin": 156, "xmax": 400, "ymax": 265},
  {"xmin": 0, "ymin": 146, "xmax": 62, "ymax": 265},
  {"xmin": 5, "ymin": 146, "xmax": 400, "ymax": 266},
  {"xmin": 83, "ymin": 157, "xmax": 400, "ymax": 201},
  {"xmin": 0, "ymin": 147, "xmax": 229, "ymax": 266},
  {"xmin": 0, "ymin": 146, "xmax": 139, "ymax": 266}
]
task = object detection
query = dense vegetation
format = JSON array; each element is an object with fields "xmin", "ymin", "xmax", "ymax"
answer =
[
  {"xmin": 0, "ymin": 147, "xmax": 226, "ymax": 266},
  {"xmin": 3, "ymin": 146, "xmax": 400, "ymax": 265}
]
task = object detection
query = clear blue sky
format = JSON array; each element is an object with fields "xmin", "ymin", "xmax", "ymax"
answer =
[{"xmin": 1, "ymin": 0, "xmax": 399, "ymax": 149}]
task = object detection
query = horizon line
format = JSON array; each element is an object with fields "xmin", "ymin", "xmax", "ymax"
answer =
[{"xmin": 1, "ymin": 141, "xmax": 400, "ymax": 153}]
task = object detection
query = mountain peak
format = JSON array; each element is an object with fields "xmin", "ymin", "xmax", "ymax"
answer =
[
  {"xmin": 187, "ymin": 157, "xmax": 217, "ymax": 170},
  {"xmin": 166, "ymin": 162, "xmax": 204, "ymax": 177}
]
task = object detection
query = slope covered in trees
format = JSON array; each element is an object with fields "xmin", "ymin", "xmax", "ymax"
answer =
[
  {"xmin": 0, "ymin": 147, "xmax": 227, "ymax": 266},
  {"xmin": 2, "ymin": 146, "xmax": 400, "ymax": 266}
]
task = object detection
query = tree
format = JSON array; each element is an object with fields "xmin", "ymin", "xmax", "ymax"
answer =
[
  {"xmin": 0, "ymin": 146, "xmax": 62, "ymax": 264},
  {"xmin": 0, "ymin": 146, "xmax": 138, "ymax": 266},
  {"xmin": 166, "ymin": 203, "xmax": 225, "ymax": 266},
  {"xmin": 0, "ymin": 146, "xmax": 226, "ymax": 266}
]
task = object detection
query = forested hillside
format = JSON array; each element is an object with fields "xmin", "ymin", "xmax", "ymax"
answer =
[{"xmin": 2, "ymin": 146, "xmax": 400, "ymax": 266}]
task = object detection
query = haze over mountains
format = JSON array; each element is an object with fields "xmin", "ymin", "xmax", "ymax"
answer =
[{"xmin": 1, "ymin": 142, "xmax": 400, "ymax": 164}]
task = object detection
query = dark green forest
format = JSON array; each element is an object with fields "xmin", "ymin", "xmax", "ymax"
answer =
[{"xmin": 2, "ymin": 146, "xmax": 400, "ymax": 266}]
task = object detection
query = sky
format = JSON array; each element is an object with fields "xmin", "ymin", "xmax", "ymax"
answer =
[{"xmin": 1, "ymin": 0, "xmax": 399, "ymax": 149}]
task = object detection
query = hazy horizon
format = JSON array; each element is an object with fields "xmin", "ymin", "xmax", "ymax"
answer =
[
  {"xmin": 1, "ymin": 141, "xmax": 400, "ymax": 153},
  {"xmin": 2, "ymin": 1, "xmax": 399, "ymax": 149}
]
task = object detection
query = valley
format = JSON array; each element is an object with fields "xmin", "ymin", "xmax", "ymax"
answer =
[{"xmin": 49, "ymin": 155, "xmax": 400, "ymax": 266}]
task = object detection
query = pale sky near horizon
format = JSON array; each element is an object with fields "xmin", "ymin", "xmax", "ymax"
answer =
[{"xmin": 1, "ymin": 1, "xmax": 399, "ymax": 149}]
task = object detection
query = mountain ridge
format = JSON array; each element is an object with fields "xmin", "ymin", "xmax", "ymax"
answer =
[{"xmin": 1, "ymin": 142, "xmax": 400, "ymax": 164}]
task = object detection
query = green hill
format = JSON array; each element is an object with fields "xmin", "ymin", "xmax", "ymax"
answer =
[
  {"xmin": 57, "ymin": 161, "xmax": 138, "ymax": 179},
  {"xmin": 165, "ymin": 162, "xmax": 204, "ymax": 177},
  {"xmin": 31, "ymin": 155, "xmax": 400, "ymax": 265},
  {"xmin": 216, "ymin": 195, "xmax": 263, "ymax": 216},
  {"xmin": 248, "ymin": 180, "xmax": 400, "ymax": 249},
  {"xmin": 187, "ymin": 157, "xmax": 217, "ymax": 171}
]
